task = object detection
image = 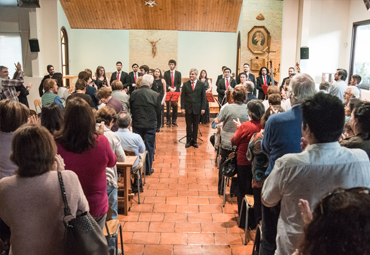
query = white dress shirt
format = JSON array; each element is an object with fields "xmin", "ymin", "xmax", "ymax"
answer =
[{"xmin": 262, "ymin": 142, "xmax": 370, "ymax": 255}]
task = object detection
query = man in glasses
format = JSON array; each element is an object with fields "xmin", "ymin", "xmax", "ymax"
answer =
[{"xmin": 261, "ymin": 92, "xmax": 370, "ymax": 255}]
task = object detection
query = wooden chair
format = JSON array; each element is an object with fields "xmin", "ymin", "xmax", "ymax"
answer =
[
  {"xmin": 238, "ymin": 194, "xmax": 255, "ymax": 245},
  {"xmin": 124, "ymin": 150, "xmax": 147, "ymax": 204},
  {"xmin": 252, "ymin": 223, "xmax": 262, "ymax": 254},
  {"xmin": 222, "ymin": 173, "xmax": 237, "ymax": 207},
  {"xmin": 34, "ymin": 99, "xmax": 42, "ymax": 113},
  {"xmin": 104, "ymin": 220, "xmax": 124, "ymax": 255}
]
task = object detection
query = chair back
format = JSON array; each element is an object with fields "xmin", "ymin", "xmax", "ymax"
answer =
[
  {"xmin": 125, "ymin": 150, "xmax": 136, "ymax": 157},
  {"xmin": 34, "ymin": 99, "xmax": 42, "ymax": 114}
]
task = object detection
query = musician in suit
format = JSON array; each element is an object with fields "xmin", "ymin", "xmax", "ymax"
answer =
[
  {"xmin": 237, "ymin": 63, "xmax": 256, "ymax": 94},
  {"xmin": 38, "ymin": 65, "xmax": 54, "ymax": 97},
  {"xmin": 256, "ymin": 67, "xmax": 271, "ymax": 100},
  {"xmin": 216, "ymin": 66, "xmax": 227, "ymax": 87},
  {"xmin": 128, "ymin": 63, "xmax": 141, "ymax": 95},
  {"xmin": 216, "ymin": 68, "xmax": 237, "ymax": 104},
  {"xmin": 280, "ymin": 67, "xmax": 295, "ymax": 90},
  {"xmin": 181, "ymin": 68, "xmax": 206, "ymax": 148},
  {"xmin": 110, "ymin": 61, "xmax": 130, "ymax": 91},
  {"xmin": 163, "ymin": 59, "xmax": 181, "ymax": 126}
]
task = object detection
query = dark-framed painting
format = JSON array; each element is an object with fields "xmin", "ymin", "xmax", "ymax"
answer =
[{"xmin": 247, "ymin": 26, "xmax": 271, "ymax": 54}]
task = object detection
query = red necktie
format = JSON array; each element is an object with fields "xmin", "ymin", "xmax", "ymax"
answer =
[
  {"xmin": 117, "ymin": 72, "xmax": 120, "ymax": 80},
  {"xmin": 134, "ymin": 73, "xmax": 137, "ymax": 83},
  {"xmin": 264, "ymin": 76, "xmax": 266, "ymax": 86},
  {"xmin": 226, "ymin": 78, "xmax": 229, "ymax": 90},
  {"xmin": 171, "ymin": 72, "xmax": 174, "ymax": 88},
  {"xmin": 192, "ymin": 81, "xmax": 195, "ymax": 91}
]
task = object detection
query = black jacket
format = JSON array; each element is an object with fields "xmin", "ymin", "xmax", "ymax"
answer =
[
  {"xmin": 128, "ymin": 71, "xmax": 141, "ymax": 95},
  {"xmin": 110, "ymin": 71, "xmax": 130, "ymax": 89},
  {"xmin": 38, "ymin": 74, "xmax": 52, "ymax": 97},
  {"xmin": 256, "ymin": 75, "xmax": 272, "ymax": 100},
  {"xmin": 216, "ymin": 78, "xmax": 237, "ymax": 102},
  {"xmin": 130, "ymin": 85, "xmax": 159, "ymax": 129},
  {"xmin": 85, "ymin": 85, "xmax": 99, "ymax": 109},
  {"xmin": 16, "ymin": 85, "xmax": 29, "ymax": 107},
  {"xmin": 164, "ymin": 70, "xmax": 181, "ymax": 92},
  {"xmin": 181, "ymin": 80, "xmax": 206, "ymax": 115},
  {"xmin": 216, "ymin": 74, "xmax": 223, "ymax": 87}
]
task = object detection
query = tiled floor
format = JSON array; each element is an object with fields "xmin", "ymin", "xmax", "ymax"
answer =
[{"xmin": 118, "ymin": 118, "xmax": 253, "ymax": 255}]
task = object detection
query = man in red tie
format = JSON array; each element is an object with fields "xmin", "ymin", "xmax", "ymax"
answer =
[
  {"xmin": 181, "ymin": 68, "xmax": 206, "ymax": 148},
  {"xmin": 216, "ymin": 67, "xmax": 236, "ymax": 105},
  {"xmin": 128, "ymin": 63, "xmax": 141, "ymax": 95},
  {"xmin": 110, "ymin": 61, "xmax": 130, "ymax": 92},
  {"xmin": 256, "ymin": 67, "xmax": 271, "ymax": 100},
  {"xmin": 164, "ymin": 59, "xmax": 182, "ymax": 126}
]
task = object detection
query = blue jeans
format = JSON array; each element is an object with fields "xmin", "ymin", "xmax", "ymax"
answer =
[
  {"xmin": 133, "ymin": 127, "xmax": 156, "ymax": 175},
  {"xmin": 107, "ymin": 184, "xmax": 118, "ymax": 220}
]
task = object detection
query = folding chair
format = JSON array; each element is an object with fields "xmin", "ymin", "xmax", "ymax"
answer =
[
  {"xmin": 238, "ymin": 194, "xmax": 255, "ymax": 245},
  {"xmin": 124, "ymin": 150, "xmax": 147, "ymax": 204},
  {"xmin": 222, "ymin": 173, "xmax": 237, "ymax": 207},
  {"xmin": 252, "ymin": 223, "xmax": 262, "ymax": 254},
  {"xmin": 104, "ymin": 220, "xmax": 124, "ymax": 255},
  {"xmin": 34, "ymin": 99, "xmax": 42, "ymax": 113}
]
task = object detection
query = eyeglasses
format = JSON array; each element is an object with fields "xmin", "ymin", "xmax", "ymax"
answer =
[{"xmin": 319, "ymin": 187, "xmax": 370, "ymax": 215}]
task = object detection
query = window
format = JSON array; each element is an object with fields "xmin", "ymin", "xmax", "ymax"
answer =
[
  {"xmin": 0, "ymin": 33, "xmax": 22, "ymax": 74},
  {"xmin": 350, "ymin": 20, "xmax": 370, "ymax": 86},
  {"xmin": 60, "ymin": 27, "xmax": 69, "ymax": 83}
]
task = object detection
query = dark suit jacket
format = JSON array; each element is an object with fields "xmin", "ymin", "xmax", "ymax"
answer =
[
  {"xmin": 181, "ymin": 80, "xmax": 206, "ymax": 115},
  {"xmin": 110, "ymin": 71, "xmax": 130, "ymax": 89},
  {"xmin": 164, "ymin": 70, "xmax": 181, "ymax": 92},
  {"xmin": 128, "ymin": 71, "xmax": 141, "ymax": 95},
  {"xmin": 38, "ymin": 74, "xmax": 52, "ymax": 97},
  {"xmin": 16, "ymin": 85, "xmax": 29, "ymax": 107},
  {"xmin": 216, "ymin": 78, "xmax": 237, "ymax": 102},
  {"xmin": 256, "ymin": 75, "xmax": 272, "ymax": 100},
  {"xmin": 281, "ymin": 76, "xmax": 289, "ymax": 90},
  {"xmin": 216, "ymin": 74, "xmax": 223, "ymax": 87},
  {"xmin": 85, "ymin": 85, "xmax": 99, "ymax": 109}
]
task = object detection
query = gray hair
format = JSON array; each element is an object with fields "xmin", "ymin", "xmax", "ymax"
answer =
[
  {"xmin": 117, "ymin": 111, "xmax": 131, "ymax": 128},
  {"xmin": 189, "ymin": 68, "xmax": 198, "ymax": 76},
  {"xmin": 245, "ymin": 81, "xmax": 254, "ymax": 93},
  {"xmin": 289, "ymin": 73, "xmax": 315, "ymax": 104},
  {"xmin": 247, "ymin": 100, "xmax": 265, "ymax": 121},
  {"xmin": 0, "ymin": 66, "xmax": 8, "ymax": 72},
  {"xmin": 141, "ymin": 74, "xmax": 154, "ymax": 86}
]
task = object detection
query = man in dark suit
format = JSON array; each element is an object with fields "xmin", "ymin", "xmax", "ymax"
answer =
[
  {"xmin": 163, "ymin": 59, "xmax": 181, "ymax": 126},
  {"xmin": 128, "ymin": 63, "xmax": 141, "ymax": 95},
  {"xmin": 280, "ymin": 67, "xmax": 295, "ymax": 90},
  {"xmin": 237, "ymin": 63, "xmax": 256, "ymax": 95},
  {"xmin": 256, "ymin": 67, "xmax": 271, "ymax": 100},
  {"xmin": 181, "ymin": 68, "xmax": 206, "ymax": 148},
  {"xmin": 38, "ymin": 65, "xmax": 54, "ymax": 97},
  {"xmin": 110, "ymin": 61, "xmax": 130, "ymax": 92},
  {"xmin": 216, "ymin": 66, "xmax": 227, "ymax": 87},
  {"xmin": 216, "ymin": 68, "xmax": 237, "ymax": 104}
]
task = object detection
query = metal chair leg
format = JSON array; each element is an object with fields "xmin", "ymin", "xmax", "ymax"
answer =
[
  {"xmin": 222, "ymin": 176, "xmax": 227, "ymax": 207},
  {"xmin": 119, "ymin": 224, "xmax": 124, "ymax": 255},
  {"xmin": 245, "ymin": 203, "xmax": 250, "ymax": 245},
  {"xmin": 137, "ymin": 173, "xmax": 140, "ymax": 204},
  {"xmin": 238, "ymin": 196, "xmax": 246, "ymax": 227}
]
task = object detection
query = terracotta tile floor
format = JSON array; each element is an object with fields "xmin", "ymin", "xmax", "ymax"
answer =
[{"xmin": 117, "ymin": 118, "xmax": 253, "ymax": 255}]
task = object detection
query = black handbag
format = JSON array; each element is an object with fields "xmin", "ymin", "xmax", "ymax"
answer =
[
  {"xmin": 220, "ymin": 151, "xmax": 237, "ymax": 177},
  {"xmin": 57, "ymin": 171, "xmax": 108, "ymax": 255}
]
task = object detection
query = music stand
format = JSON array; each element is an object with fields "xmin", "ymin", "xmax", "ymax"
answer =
[{"xmin": 165, "ymin": 92, "xmax": 181, "ymax": 126}]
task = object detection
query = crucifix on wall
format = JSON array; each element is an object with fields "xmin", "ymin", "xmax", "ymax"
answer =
[{"xmin": 146, "ymin": 38, "xmax": 161, "ymax": 58}]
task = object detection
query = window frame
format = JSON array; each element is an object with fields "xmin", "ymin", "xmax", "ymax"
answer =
[{"xmin": 60, "ymin": 27, "xmax": 69, "ymax": 77}]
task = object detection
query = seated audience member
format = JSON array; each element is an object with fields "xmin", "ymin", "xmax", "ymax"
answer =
[
  {"xmin": 0, "ymin": 124, "xmax": 89, "ymax": 255},
  {"xmin": 297, "ymin": 188, "xmax": 370, "ymax": 255},
  {"xmin": 130, "ymin": 74, "xmax": 158, "ymax": 176},
  {"xmin": 344, "ymin": 98, "xmax": 362, "ymax": 124},
  {"xmin": 245, "ymin": 81, "xmax": 257, "ymax": 102},
  {"xmin": 115, "ymin": 111, "xmax": 146, "ymax": 192},
  {"xmin": 97, "ymin": 87, "xmax": 123, "ymax": 132},
  {"xmin": 41, "ymin": 78, "xmax": 64, "ymax": 109},
  {"xmin": 262, "ymin": 93, "xmax": 370, "ymax": 255},
  {"xmin": 341, "ymin": 102, "xmax": 370, "ymax": 158},
  {"xmin": 261, "ymin": 73, "xmax": 315, "ymax": 255},
  {"xmin": 344, "ymin": 86, "xmax": 360, "ymax": 104},
  {"xmin": 331, "ymin": 68, "xmax": 348, "ymax": 102},
  {"xmin": 214, "ymin": 85, "xmax": 249, "ymax": 195},
  {"xmin": 319, "ymin": 81, "xmax": 330, "ymax": 94},
  {"xmin": 350, "ymin": 74, "xmax": 365, "ymax": 89},
  {"xmin": 79, "ymin": 70, "xmax": 99, "ymax": 109},
  {"xmin": 41, "ymin": 102, "xmax": 63, "ymax": 136},
  {"xmin": 231, "ymin": 100, "xmax": 264, "ymax": 227},
  {"xmin": 111, "ymin": 80, "xmax": 129, "ymax": 112},
  {"xmin": 0, "ymin": 100, "xmax": 29, "ymax": 179},
  {"xmin": 55, "ymin": 97, "xmax": 116, "ymax": 229},
  {"xmin": 247, "ymin": 105, "xmax": 285, "ymax": 225},
  {"xmin": 52, "ymin": 72, "xmax": 69, "ymax": 106},
  {"xmin": 66, "ymin": 79, "xmax": 95, "ymax": 108}
]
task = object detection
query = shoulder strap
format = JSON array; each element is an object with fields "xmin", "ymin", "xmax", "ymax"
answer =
[{"xmin": 57, "ymin": 171, "xmax": 72, "ymax": 216}]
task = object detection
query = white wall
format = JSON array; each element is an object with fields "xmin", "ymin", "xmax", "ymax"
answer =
[{"xmin": 178, "ymin": 31, "xmax": 237, "ymax": 92}]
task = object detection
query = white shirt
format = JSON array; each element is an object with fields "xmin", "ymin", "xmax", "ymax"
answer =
[
  {"xmin": 331, "ymin": 80, "xmax": 347, "ymax": 102},
  {"xmin": 262, "ymin": 142, "xmax": 370, "ymax": 255}
]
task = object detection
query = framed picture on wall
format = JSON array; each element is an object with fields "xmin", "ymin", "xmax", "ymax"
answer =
[
  {"xmin": 251, "ymin": 58, "xmax": 266, "ymax": 71},
  {"xmin": 248, "ymin": 26, "xmax": 271, "ymax": 54}
]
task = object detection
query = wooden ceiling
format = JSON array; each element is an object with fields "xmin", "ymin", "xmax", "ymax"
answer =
[{"xmin": 59, "ymin": 0, "xmax": 243, "ymax": 32}]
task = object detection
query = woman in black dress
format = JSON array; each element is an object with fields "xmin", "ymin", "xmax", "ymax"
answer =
[
  {"xmin": 94, "ymin": 66, "xmax": 110, "ymax": 89},
  {"xmin": 199, "ymin": 69, "xmax": 211, "ymax": 124},
  {"xmin": 152, "ymin": 68, "xmax": 166, "ymax": 132}
]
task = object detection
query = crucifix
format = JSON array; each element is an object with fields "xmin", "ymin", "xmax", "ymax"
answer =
[
  {"xmin": 263, "ymin": 47, "xmax": 276, "ymax": 70},
  {"xmin": 146, "ymin": 38, "xmax": 161, "ymax": 58}
]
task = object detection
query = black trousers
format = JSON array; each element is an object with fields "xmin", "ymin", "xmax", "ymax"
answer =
[
  {"xmin": 236, "ymin": 165, "xmax": 253, "ymax": 214},
  {"xmin": 132, "ymin": 127, "xmax": 156, "ymax": 175},
  {"xmin": 185, "ymin": 112, "xmax": 200, "ymax": 144},
  {"xmin": 157, "ymin": 105, "xmax": 164, "ymax": 129},
  {"xmin": 166, "ymin": 101, "xmax": 178, "ymax": 122},
  {"xmin": 261, "ymin": 202, "xmax": 281, "ymax": 255}
]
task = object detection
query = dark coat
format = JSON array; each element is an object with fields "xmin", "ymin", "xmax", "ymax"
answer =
[
  {"xmin": 164, "ymin": 70, "xmax": 181, "ymax": 92},
  {"xmin": 181, "ymin": 80, "xmax": 206, "ymax": 115}
]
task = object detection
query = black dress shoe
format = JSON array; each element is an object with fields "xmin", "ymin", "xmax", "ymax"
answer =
[
  {"xmin": 166, "ymin": 121, "xmax": 171, "ymax": 126},
  {"xmin": 185, "ymin": 142, "xmax": 192, "ymax": 148},
  {"xmin": 172, "ymin": 121, "xmax": 177, "ymax": 126},
  {"xmin": 193, "ymin": 142, "xmax": 198, "ymax": 148},
  {"xmin": 156, "ymin": 128, "xmax": 160, "ymax": 133}
]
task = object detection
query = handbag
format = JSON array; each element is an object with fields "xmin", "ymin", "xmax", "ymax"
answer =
[
  {"xmin": 220, "ymin": 151, "xmax": 237, "ymax": 177},
  {"xmin": 57, "ymin": 171, "xmax": 108, "ymax": 255}
]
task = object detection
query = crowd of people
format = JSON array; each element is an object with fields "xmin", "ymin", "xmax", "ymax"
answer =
[{"xmin": 0, "ymin": 58, "xmax": 370, "ymax": 255}]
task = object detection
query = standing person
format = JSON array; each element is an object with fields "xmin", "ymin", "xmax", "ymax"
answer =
[
  {"xmin": 95, "ymin": 66, "xmax": 110, "ymax": 89},
  {"xmin": 164, "ymin": 59, "xmax": 181, "ymax": 126},
  {"xmin": 139, "ymin": 65, "xmax": 149, "ymax": 75},
  {"xmin": 78, "ymin": 71, "xmax": 98, "ymax": 109},
  {"xmin": 66, "ymin": 79, "xmax": 95, "ymax": 108},
  {"xmin": 55, "ymin": 97, "xmax": 116, "ymax": 229},
  {"xmin": 111, "ymin": 80, "xmax": 130, "ymax": 112},
  {"xmin": 128, "ymin": 63, "xmax": 140, "ymax": 95},
  {"xmin": 130, "ymin": 74, "xmax": 158, "ymax": 175},
  {"xmin": 237, "ymin": 63, "xmax": 256, "ymax": 92},
  {"xmin": 110, "ymin": 61, "xmax": 129, "ymax": 91},
  {"xmin": 216, "ymin": 68, "xmax": 237, "ymax": 104},
  {"xmin": 199, "ymin": 69, "xmax": 211, "ymax": 124},
  {"xmin": 245, "ymin": 81, "xmax": 257, "ymax": 103},
  {"xmin": 280, "ymin": 67, "xmax": 295, "ymax": 90},
  {"xmin": 331, "ymin": 68, "xmax": 348, "ymax": 102},
  {"xmin": 260, "ymin": 73, "xmax": 315, "ymax": 255},
  {"xmin": 41, "ymin": 79, "xmax": 64, "ymax": 109},
  {"xmin": 256, "ymin": 67, "xmax": 271, "ymax": 100},
  {"xmin": 152, "ymin": 68, "xmax": 166, "ymax": 132},
  {"xmin": 96, "ymin": 87, "xmax": 124, "ymax": 132},
  {"xmin": 216, "ymin": 66, "xmax": 227, "ymax": 86},
  {"xmin": 38, "ymin": 65, "xmax": 54, "ymax": 97},
  {"xmin": 0, "ymin": 63, "xmax": 27, "ymax": 102},
  {"xmin": 181, "ymin": 68, "xmax": 206, "ymax": 148}
]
